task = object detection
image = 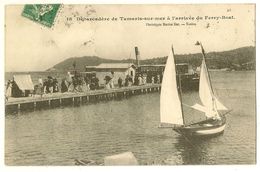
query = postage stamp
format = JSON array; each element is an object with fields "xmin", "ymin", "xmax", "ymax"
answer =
[{"xmin": 21, "ymin": 4, "xmax": 61, "ymax": 27}]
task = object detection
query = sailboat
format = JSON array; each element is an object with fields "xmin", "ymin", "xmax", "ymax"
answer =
[{"xmin": 160, "ymin": 42, "xmax": 231, "ymax": 137}]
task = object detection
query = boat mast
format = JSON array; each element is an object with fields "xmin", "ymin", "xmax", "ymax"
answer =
[{"xmin": 172, "ymin": 46, "xmax": 185, "ymax": 125}]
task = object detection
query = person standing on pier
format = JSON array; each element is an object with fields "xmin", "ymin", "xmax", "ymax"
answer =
[
  {"xmin": 53, "ymin": 78, "xmax": 59, "ymax": 93},
  {"xmin": 37, "ymin": 78, "xmax": 44, "ymax": 97},
  {"xmin": 109, "ymin": 79, "xmax": 114, "ymax": 89},
  {"xmin": 81, "ymin": 79, "xmax": 89, "ymax": 92},
  {"xmin": 43, "ymin": 79, "xmax": 48, "ymax": 94},
  {"xmin": 5, "ymin": 80, "xmax": 12, "ymax": 101},
  {"xmin": 104, "ymin": 76, "xmax": 111, "ymax": 89},
  {"xmin": 118, "ymin": 77, "xmax": 123, "ymax": 88},
  {"xmin": 138, "ymin": 75, "xmax": 142, "ymax": 85},
  {"xmin": 47, "ymin": 76, "xmax": 54, "ymax": 94},
  {"xmin": 67, "ymin": 72, "xmax": 73, "ymax": 87},
  {"xmin": 124, "ymin": 76, "xmax": 128, "ymax": 87},
  {"xmin": 129, "ymin": 76, "xmax": 133, "ymax": 86},
  {"xmin": 142, "ymin": 74, "xmax": 147, "ymax": 85},
  {"xmin": 156, "ymin": 74, "xmax": 161, "ymax": 84},
  {"xmin": 68, "ymin": 76, "xmax": 75, "ymax": 92},
  {"xmin": 151, "ymin": 76, "xmax": 155, "ymax": 84},
  {"xmin": 91, "ymin": 76, "xmax": 99, "ymax": 90},
  {"xmin": 61, "ymin": 78, "xmax": 68, "ymax": 93},
  {"xmin": 72, "ymin": 76, "xmax": 78, "ymax": 92},
  {"xmin": 110, "ymin": 71, "xmax": 115, "ymax": 89}
]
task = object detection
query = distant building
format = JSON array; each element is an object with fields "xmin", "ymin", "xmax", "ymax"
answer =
[
  {"xmin": 139, "ymin": 63, "xmax": 195, "ymax": 75},
  {"xmin": 85, "ymin": 63, "xmax": 136, "ymax": 85},
  {"xmin": 139, "ymin": 64, "xmax": 165, "ymax": 73},
  {"xmin": 139, "ymin": 63, "xmax": 199, "ymax": 90}
]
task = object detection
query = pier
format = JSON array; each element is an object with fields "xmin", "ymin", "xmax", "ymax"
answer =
[{"xmin": 5, "ymin": 84, "xmax": 161, "ymax": 114}]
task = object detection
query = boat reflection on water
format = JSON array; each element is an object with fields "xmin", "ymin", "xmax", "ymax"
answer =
[{"xmin": 173, "ymin": 134, "xmax": 224, "ymax": 165}]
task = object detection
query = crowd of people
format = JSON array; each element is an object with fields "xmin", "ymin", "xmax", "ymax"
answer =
[
  {"xmin": 5, "ymin": 71, "xmax": 163, "ymax": 100},
  {"xmin": 115, "ymin": 73, "xmax": 162, "ymax": 89},
  {"xmin": 34, "ymin": 72, "xmax": 101, "ymax": 96}
]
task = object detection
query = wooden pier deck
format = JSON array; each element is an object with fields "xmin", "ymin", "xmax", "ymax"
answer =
[{"xmin": 5, "ymin": 84, "xmax": 161, "ymax": 114}]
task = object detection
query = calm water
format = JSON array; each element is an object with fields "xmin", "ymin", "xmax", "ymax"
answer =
[{"xmin": 5, "ymin": 71, "xmax": 256, "ymax": 165}]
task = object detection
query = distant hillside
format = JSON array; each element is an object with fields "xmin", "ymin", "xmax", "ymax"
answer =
[
  {"xmin": 48, "ymin": 46, "xmax": 255, "ymax": 71},
  {"xmin": 140, "ymin": 46, "xmax": 255, "ymax": 69},
  {"xmin": 48, "ymin": 56, "xmax": 122, "ymax": 71}
]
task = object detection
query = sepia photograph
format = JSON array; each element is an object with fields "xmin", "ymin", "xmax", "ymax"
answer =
[{"xmin": 4, "ymin": 3, "xmax": 255, "ymax": 166}]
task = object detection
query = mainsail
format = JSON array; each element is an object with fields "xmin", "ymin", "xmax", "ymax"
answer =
[{"xmin": 160, "ymin": 48, "xmax": 184, "ymax": 125}]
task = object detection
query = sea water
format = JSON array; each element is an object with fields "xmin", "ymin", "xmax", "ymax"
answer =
[{"xmin": 5, "ymin": 71, "xmax": 256, "ymax": 165}]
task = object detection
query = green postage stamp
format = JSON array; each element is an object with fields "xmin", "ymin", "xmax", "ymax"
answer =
[{"xmin": 22, "ymin": 4, "xmax": 61, "ymax": 27}]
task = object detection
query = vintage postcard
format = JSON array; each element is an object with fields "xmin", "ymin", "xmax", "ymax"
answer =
[{"xmin": 4, "ymin": 4, "xmax": 255, "ymax": 166}]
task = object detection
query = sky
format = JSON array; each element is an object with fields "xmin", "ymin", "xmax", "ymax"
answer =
[{"xmin": 5, "ymin": 4, "xmax": 255, "ymax": 72}]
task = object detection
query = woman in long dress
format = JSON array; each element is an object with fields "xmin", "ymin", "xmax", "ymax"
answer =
[{"xmin": 5, "ymin": 80, "xmax": 12, "ymax": 101}]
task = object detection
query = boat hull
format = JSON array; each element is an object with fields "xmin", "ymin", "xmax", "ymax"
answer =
[{"xmin": 174, "ymin": 118, "xmax": 226, "ymax": 137}]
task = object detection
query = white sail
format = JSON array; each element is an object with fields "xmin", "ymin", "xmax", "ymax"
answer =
[
  {"xmin": 199, "ymin": 59, "xmax": 227, "ymax": 118},
  {"xmin": 160, "ymin": 48, "xmax": 184, "ymax": 125},
  {"xmin": 191, "ymin": 103, "xmax": 217, "ymax": 118},
  {"xmin": 214, "ymin": 96, "xmax": 228, "ymax": 110}
]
